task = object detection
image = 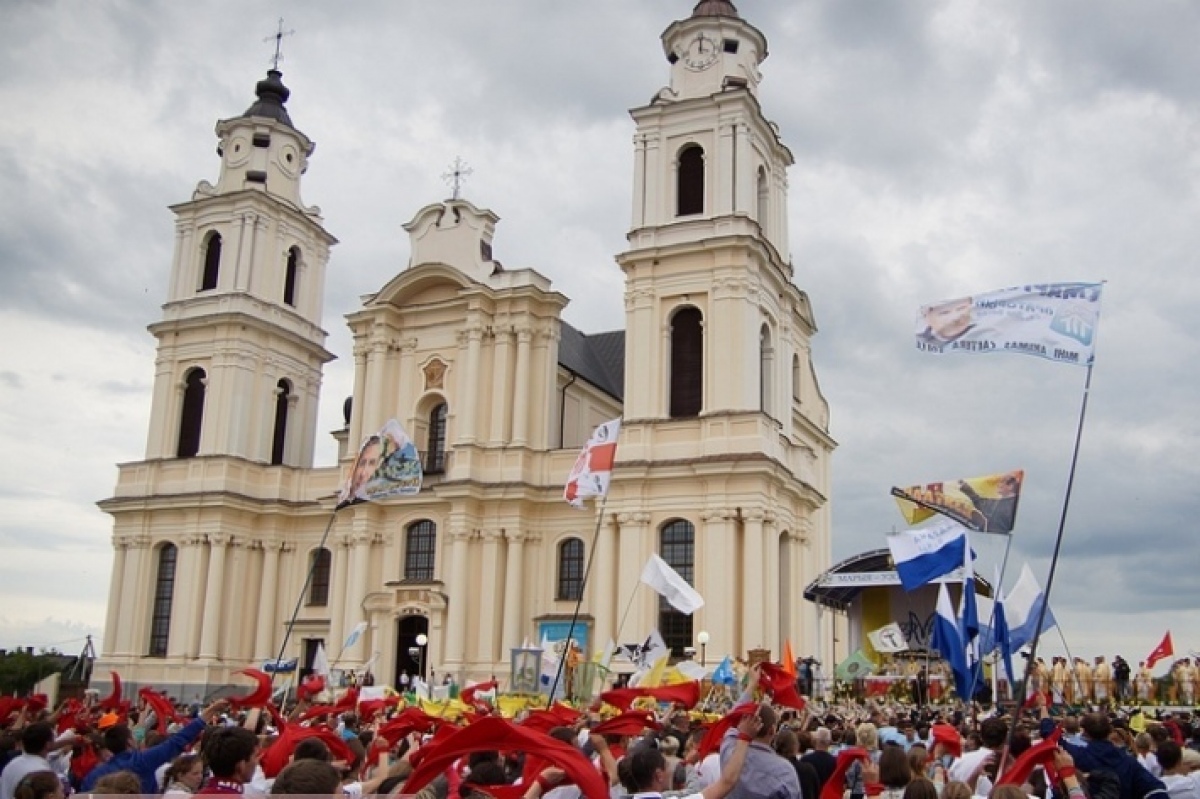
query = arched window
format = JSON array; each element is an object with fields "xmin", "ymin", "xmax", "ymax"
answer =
[
  {"xmin": 669, "ymin": 307, "xmax": 703, "ymax": 418},
  {"xmin": 557, "ymin": 538, "xmax": 585, "ymax": 601},
  {"xmin": 677, "ymin": 145, "xmax": 705, "ymax": 216},
  {"xmin": 283, "ymin": 246, "xmax": 300, "ymax": 307},
  {"xmin": 200, "ymin": 232, "xmax": 222, "ymax": 291},
  {"xmin": 405, "ymin": 520, "xmax": 437, "ymax": 581},
  {"xmin": 757, "ymin": 166, "xmax": 769, "ymax": 230},
  {"xmin": 659, "ymin": 519, "xmax": 695, "ymax": 656},
  {"xmin": 792, "ymin": 354, "xmax": 801, "ymax": 402},
  {"xmin": 270, "ymin": 379, "xmax": 291, "ymax": 465},
  {"xmin": 148, "ymin": 543, "xmax": 177, "ymax": 657},
  {"xmin": 425, "ymin": 402, "xmax": 448, "ymax": 474},
  {"xmin": 177, "ymin": 367, "xmax": 206, "ymax": 458},
  {"xmin": 308, "ymin": 548, "xmax": 331, "ymax": 606},
  {"xmin": 760, "ymin": 324, "xmax": 774, "ymax": 416}
]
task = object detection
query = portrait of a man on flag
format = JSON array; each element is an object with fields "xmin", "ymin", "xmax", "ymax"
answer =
[
  {"xmin": 339, "ymin": 419, "xmax": 423, "ymax": 506},
  {"xmin": 892, "ymin": 469, "xmax": 1024, "ymax": 534}
]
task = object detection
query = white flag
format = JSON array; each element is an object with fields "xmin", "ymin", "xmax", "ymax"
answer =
[
  {"xmin": 868, "ymin": 622, "xmax": 909, "ymax": 653},
  {"xmin": 916, "ymin": 283, "xmax": 1103, "ymax": 367},
  {"xmin": 640, "ymin": 553, "xmax": 705, "ymax": 614},
  {"xmin": 312, "ymin": 642, "xmax": 330, "ymax": 677},
  {"xmin": 564, "ymin": 418, "xmax": 621, "ymax": 508},
  {"xmin": 343, "ymin": 621, "xmax": 368, "ymax": 651}
]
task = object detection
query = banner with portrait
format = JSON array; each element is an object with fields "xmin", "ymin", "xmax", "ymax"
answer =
[
  {"xmin": 915, "ymin": 283, "xmax": 1103, "ymax": 366},
  {"xmin": 338, "ymin": 419, "xmax": 423, "ymax": 506},
  {"xmin": 892, "ymin": 469, "xmax": 1024, "ymax": 534}
]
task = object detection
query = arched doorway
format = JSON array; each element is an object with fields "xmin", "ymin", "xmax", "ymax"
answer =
[{"xmin": 395, "ymin": 614, "xmax": 429, "ymax": 689}]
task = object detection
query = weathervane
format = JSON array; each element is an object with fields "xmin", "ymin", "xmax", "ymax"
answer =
[
  {"xmin": 442, "ymin": 157, "xmax": 473, "ymax": 200},
  {"xmin": 264, "ymin": 18, "xmax": 295, "ymax": 71}
]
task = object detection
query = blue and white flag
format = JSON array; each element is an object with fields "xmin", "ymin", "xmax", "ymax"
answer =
[
  {"xmin": 1004, "ymin": 563, "xmax": 1057, "ymax": 651},
  {"xmin": 931, "ymin": 582, "xmax": 972, "ymax": 699},
  {"xmin": 958, "ymin": 545, "xmax": 982, "ymax": 695},
  {"xmin": 343, "ymin": 621, "xmax": 368, "ymax": 651},
  {"xmin": 916, "ymin": 282, "xmax": 1103, "ymax": 367},
  {"xmin": 887, "ymin": 519, "xmax": 970, "ymax": 592},
  {"xmin": 712, "ymin": 655, "xmax": 737, "ymax": 686}
]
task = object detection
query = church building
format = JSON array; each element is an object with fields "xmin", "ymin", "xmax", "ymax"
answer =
[{"xmin": 96, "ymin": 0, "xmax": 836, "ymax": 698}]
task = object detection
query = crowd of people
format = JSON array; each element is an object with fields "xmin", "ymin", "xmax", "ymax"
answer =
[{"xmin": 1, "ymin": 664, "xmax": 1199, "ymax": 799}]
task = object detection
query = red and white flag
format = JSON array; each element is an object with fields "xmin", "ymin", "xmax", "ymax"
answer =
[
  {"xmin": 564, "ymin": 418, "xmax": 621, "ymax": 508},
  {"xmin": 1146, "ymin": 631, "xmax": 1174, "ymax": 670}
]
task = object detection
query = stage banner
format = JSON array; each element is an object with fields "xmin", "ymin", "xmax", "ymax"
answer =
[
  {"xmin": 892, "ymin": 469, "xmax": 1024, "ymax": 533},
  {"xmin": 915, "ymin": 282, "xmax": 1103, "ymax": 366}
]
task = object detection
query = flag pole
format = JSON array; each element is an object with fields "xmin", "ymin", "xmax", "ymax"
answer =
[
  {"xmin": 1000, "ymin": 360, "xmax": 1098, "ymax": 779},
  {"xmin": 547, "ymin": 492, "xmax": 610, "ymax": 707},
  {"xmin": 270, "ymin": 503, "xmax": 342, "ymax": 693}
]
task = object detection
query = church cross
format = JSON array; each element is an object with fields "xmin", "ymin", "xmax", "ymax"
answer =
[
  {"xmin": 264, "ymin": 18, "xmax": 295, "ymax": 70},
  {"xmin": 442, "ymin": 157, "xmax": 473, "ymax": 200}
]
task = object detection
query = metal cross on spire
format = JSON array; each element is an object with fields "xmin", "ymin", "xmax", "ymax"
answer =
[
  {"xmin": 442, "ymin": 157, "xmax": 473, "ymax": 200},
  {"xmin": 264, "ymin": 18, "xmax": 295, "ymax": 70}
]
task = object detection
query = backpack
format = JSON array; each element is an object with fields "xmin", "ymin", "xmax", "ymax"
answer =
[{"xmin": 1084, "ymin": 767, "xmax": 1122, "ymax": 799}]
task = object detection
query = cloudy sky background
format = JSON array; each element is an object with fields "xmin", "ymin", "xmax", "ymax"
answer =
[{"xmin": 1, "ymin": 0, "xmax": 1197, "ymax": 666}]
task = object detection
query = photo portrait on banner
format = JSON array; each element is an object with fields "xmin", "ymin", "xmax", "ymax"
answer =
[
  {"xmin": 892, "ymin": 469, "xmax": 1024, "ymax": 533},
  {"xmin": 338, "ymin": 419, "xmax": 423, "ymax": 506}
]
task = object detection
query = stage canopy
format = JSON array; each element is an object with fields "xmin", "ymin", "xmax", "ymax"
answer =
[{"xmin": 803, "ymin": 548, "xmax": 992, "ymax": 611}]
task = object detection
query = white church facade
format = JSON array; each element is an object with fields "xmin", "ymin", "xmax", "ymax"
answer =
[{"xmin": 96, "ymin": 0, "xmax": 837, "ymax": 698}]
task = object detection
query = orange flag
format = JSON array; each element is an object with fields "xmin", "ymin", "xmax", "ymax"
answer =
[
  {"xmin": 782, "ymin": 639, "xmax": 797, "ymax": 677},
  {"xmin": 1146, "ymin": 631, "xmax": 1174, "ymax": 669}
]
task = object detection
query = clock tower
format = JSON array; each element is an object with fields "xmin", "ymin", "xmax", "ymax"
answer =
[{"xmin": 607, "ymin": 0, "xmax": 834, "ymax": 660}]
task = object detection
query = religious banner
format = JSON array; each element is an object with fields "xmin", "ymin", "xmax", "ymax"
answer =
[
  {"xmin": 915, "ymin": 282, "xmax": 1103, "ymax": 366},
  {"xmin": 338, "ymin": 419, "xmax": 422, "ymax": 506},
  {"xmin": 892, "ymin": 469, "xmax": 1024, "ymax": 533}
]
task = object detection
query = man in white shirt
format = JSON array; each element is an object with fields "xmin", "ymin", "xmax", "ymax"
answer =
[
  {"xmin": 1156, "ymin": 742, "xmax": 1200, "ymax": 799},
  {"xmin": 948, "ymin": 718, "xmax": 1008, "ymax": 784},
  {"xmin": 0, "ymin": 723, "xmax": 57, "ymax": 799}
]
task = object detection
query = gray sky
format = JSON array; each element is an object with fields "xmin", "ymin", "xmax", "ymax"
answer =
[{"xmin": 1, "ymin": 0, "xmax": 1197, "ymax": 667}]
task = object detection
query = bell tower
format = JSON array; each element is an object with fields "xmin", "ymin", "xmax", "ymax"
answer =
[
  {"xmin": 144, "ymin": 70, "xmax": 336, "ymax": 466},
  {"xmin": 612, "ymin": 0, "xmax": 834, "ymax": 660}
]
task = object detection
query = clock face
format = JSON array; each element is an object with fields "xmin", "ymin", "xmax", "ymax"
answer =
[{"xmin": 681, "ymin": 32, "xmax": 720, "ymax": 72}]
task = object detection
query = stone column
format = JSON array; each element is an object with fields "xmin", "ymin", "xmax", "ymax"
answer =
[
  {"xmin": 734, "ymin": 122, "xmax": 752, "ymax": 215},
  {"xmin": 742, "ymin": 509, "xmax": 765, "ymax": 650},
  {"xmin": 198, "ymin": 534, "xmax": 229, "ymax": 659},
  {"xmin": 348, "ymin": 341, "xmax": 369, "ymax": 448},
  {"xmin": 345, "ymin": 531, "xmax": 372, "ymax": 663},
  {"xmin": 763, "ymin": 512, "xmax": 780, "ymax": 656},
  {"xmin": 616, "ymin": 513, "xmax": 651, "ymax": 634},
  {"xmin": 701, "ymin": 509, "xmax": 735, "ymax": 656},
  {"xmin": 103, "ymin": 538, "xmax": 129, "ymax": 657},
  {"xmin": 222, "ymin": 537, "xmax": 252, "ymax": 659},
  {"xmin": 360, "ymin": 338, "xmax": 389, "ymax": 436},
  {"xmin": 328, "ymin": 534, "xmax": 352, "ymax": 661},
  {"xmin": 255, "ymin": 540, "xmax": 284, "ymax": 660},
  {"xmin": 510, "ymin": 328, "xmax": 533, "ymax": 446},
  {"xmin": 457, "ymin": 325, "xmax": 484, "ymax": 443},
  {"xmin": 168, "ymin": 536, "xmax": 203, "ymax": 658},
  {"xmin": 445, "ymin": 527, "xmax": 472, "ymax": 667},
  {"xmin": 590, "ymin": 514, "xmax": 618, "ymax": 649},
  {"xmin": 119, "ymin": 536, "xmax": 152, "ymax": 656},
  {"xmin": 631, "ymin": 134, "xmax": 647, "ymax": 228},
  {"xmin": 500, "ymin": 531, "xmax": 526, "ymax": 653},
  {"xmin": 488, "ymin": 327, "xmax": 513, "ymax": 445},
  {"xmin": 475, "ymin": 531, "xmax": 501, "ymax": 665}
]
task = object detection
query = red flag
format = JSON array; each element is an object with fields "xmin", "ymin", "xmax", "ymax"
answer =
[
  {"xmin": 226, "ymin": 669, "xmax": 273, "ymax": 709},
  {"xmin": 599, "ymin": 681, "xmax": 701, "ymax": 710},
  {"xmin": 461, "ymin": 680, "xmax": 499, "ymax": 707},
  {"xmin": 297, "ymin": 674, "xmax": 325, "ymax": 703},
  {"xmin": 759, "ymin": 662, "xmax": 806, "ymax": 710},
  {"xmin": 258, "ymin": 725, "xmax": 355, "ymax": 778},
  {"xmin": 821, "ymin": 749, "xmax": 870, "ymax": 799},
  {"xmin": 696, "ymin": 703, "xmax": 756, "ymax": 759},
  {"xmin": 98, "ymin": 671, "xmax": 125, "ymax": 711},
  {"xmin": 403, "ymin": 717, "xmax": 609, "ymax": 799},
  {"xmin": 1146, "ymin": 631, "xmax": 1174, "ymax": 669},
  {"xmin": 138, "ymin": 687, "xmax": 182, "ymax": 735},
  {"xmin": 590, "ymin": 709, "xmax": 660, "ymax": 737},
  {"xmin": 564, "ymin": 419, "xmax": 621, "ymax": 507},
  {"xmin": 998, "ymin": 728, "xmax": 1061, "ymax": 786}
]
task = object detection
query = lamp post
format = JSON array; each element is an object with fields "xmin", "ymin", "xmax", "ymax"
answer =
[
  {"xmin": 415, "ymin": 633, "xmax": 428, "ymax": 682},
  {"xmin": 697, "ymin": 630, "xmax": 710, "ymax": 667}
]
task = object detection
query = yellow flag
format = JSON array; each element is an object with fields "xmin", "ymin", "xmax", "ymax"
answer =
[{"xmin": 644, "ymin": 654, "xmax": 669, "ymax": 688}]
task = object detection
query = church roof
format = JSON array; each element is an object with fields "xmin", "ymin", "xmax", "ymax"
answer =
[
  {"xmin": 558, "ymin": 322, "xmax": 625, "ymax": 401},
  {"xmin": 691, "ymin": 0, "xmax": 740, "ymax": 18},
  {"xmin": 240, "ymin": 70, "xmax": 295, "ymax": 128}
]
